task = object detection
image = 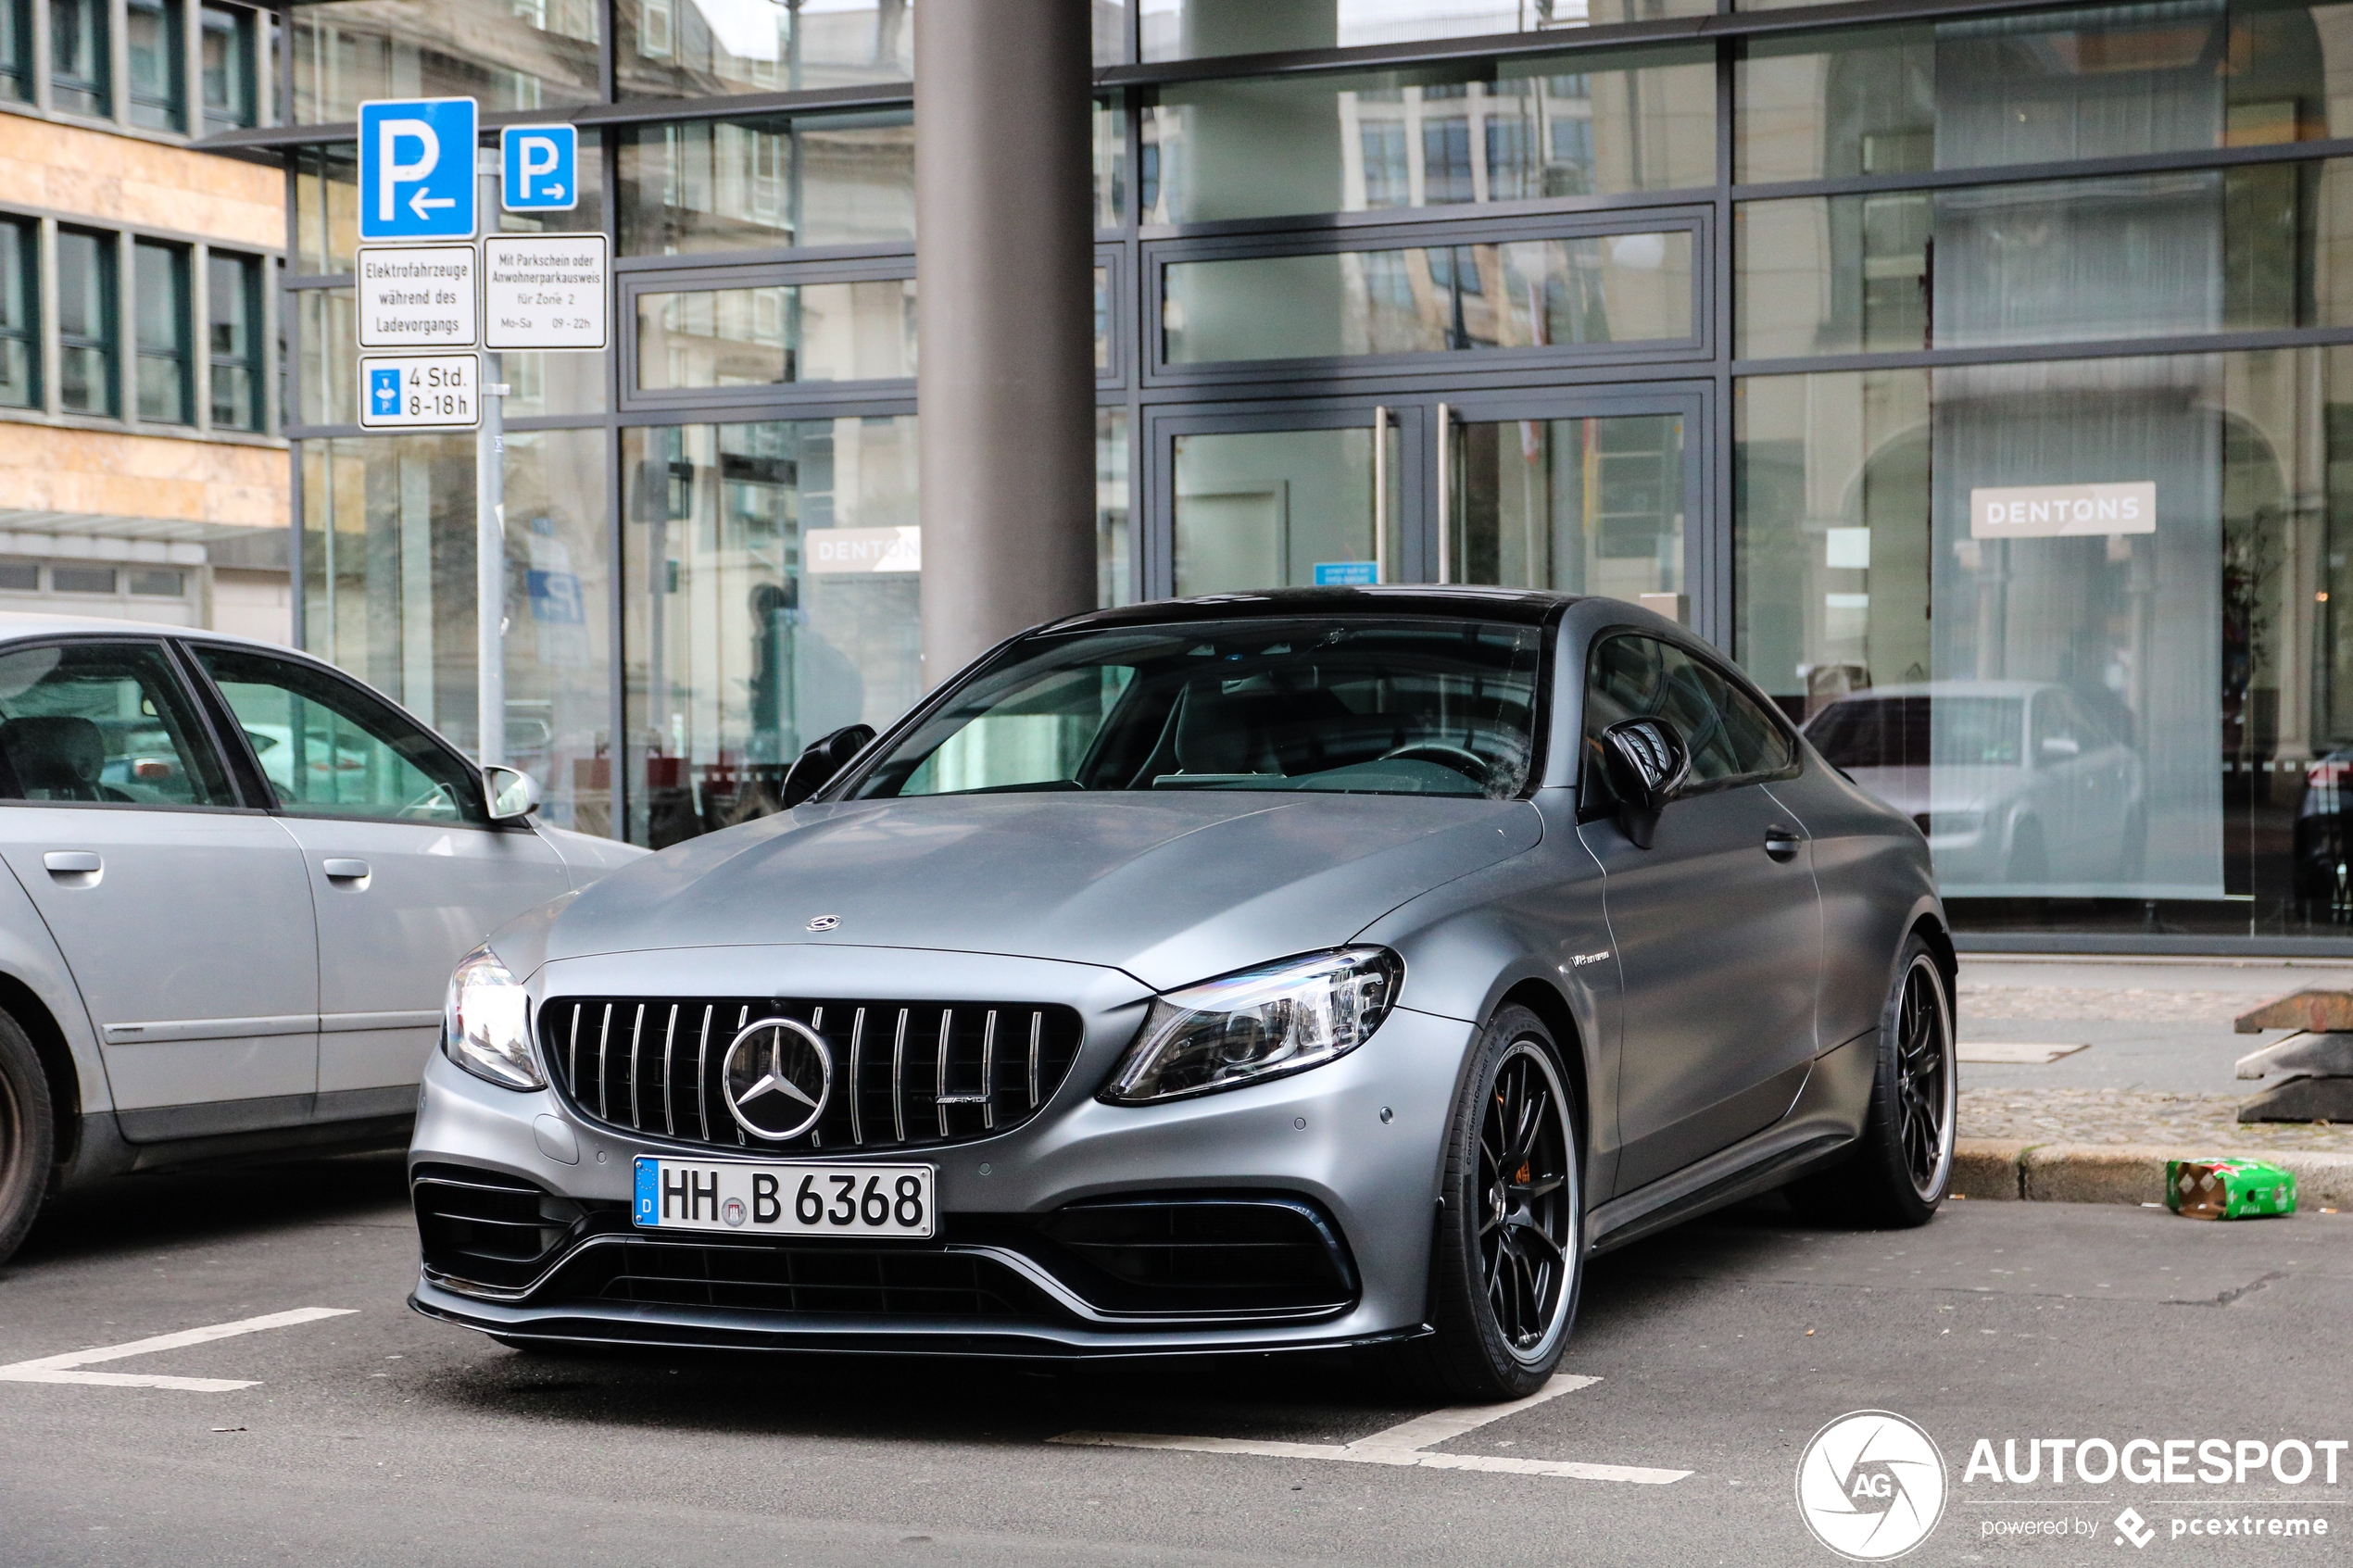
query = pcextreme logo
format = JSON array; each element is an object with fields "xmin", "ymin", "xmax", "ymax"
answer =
[{"xmin": 1796, "ymin": 1411, "xmax": 1949, "ymax": 1562}]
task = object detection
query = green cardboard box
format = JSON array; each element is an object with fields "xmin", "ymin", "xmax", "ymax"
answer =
[{"xmin": 2166, "ymin": 1158, "xmax": 2297, "ymax": 1220}]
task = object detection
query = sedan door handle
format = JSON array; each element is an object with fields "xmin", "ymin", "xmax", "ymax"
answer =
[
  {"xmin": 321, "ymin": 859, "xmax": 371, "ymax": 882},
  {"xmin": 1763, "ymin": 827, "xmax": 1804, "ymax": 862},
  {"xmin": 44, "ymin": 851, "xmax": 102, "ymax": 875}
]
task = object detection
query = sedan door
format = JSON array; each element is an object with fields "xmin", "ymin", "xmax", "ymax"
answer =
[
  {"xmin": 1576, "ymin": 633, "xmax": 1824, "ymax": 1196},
  {"xmin": 188, "ymin": 645, "xmax": 571, "ymax": 1123},
  {"xmin": 0, "ymin": 638, "xmax": 319, "ymax": 1139}
]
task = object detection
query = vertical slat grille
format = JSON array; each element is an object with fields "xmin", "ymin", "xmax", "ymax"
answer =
[{"xmin": 540, "ymin": 995, "xmax": 1086, "ymax": 1159}]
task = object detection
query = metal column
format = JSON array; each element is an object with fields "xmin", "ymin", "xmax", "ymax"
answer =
[{"xmin": 913, "ymin": 0, "xmax": 1097, "ymax": 684}]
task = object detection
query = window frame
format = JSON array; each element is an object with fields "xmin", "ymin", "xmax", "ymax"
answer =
[
  {"xmin": 1578, "ymin": 628, "xmax": 1802, "ymax": 821},
  {"xmin": 206, "ymin": 246, "xmax": 264, "ymax": 432},
  {"xmin": 179, "ymin": 640, "xmax": 507, "ymax": 831},
  {"xmin": 47, "ymin": 0, "xmax": 113, "ymax": 118},
  {"xmin": 618, "ymin": 256, "xmax": 919, "ymax": 414},
  {"xmin": 54, "ymin": 226, "xmax": 119, "ymax": 417},
  {"xmin": 0, "ymin": 635, "xmax": 245, "ymax": 813},
  {"xmin": 133, "ymin": 236, "xmax": 194, "ymax": 426},
  {"xmin": 0, "ymin": 0, "xmax": 31, "ymax": 105},
  {"xmin": 0, "ymin": 214, "xmax": 36, "ymax": 411},
  {"xmin": 198, "ymin": 0, "xmax": 256, "ymax": 133},
  {"xmin": 126, "ymin": 0, "xmax": 187, "ymax": 132}
]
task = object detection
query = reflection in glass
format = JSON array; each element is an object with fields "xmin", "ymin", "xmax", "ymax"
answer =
[
  {"xmin": 133, "ymin": 241, "xmax": 191, "ymax": 426},
  {"xmin": 635, "ymin": 279, "xmax": 917, "ymax": 389},
  {"xmin": 1735, "ymin": 349, "xmax": 2353, "ymax": 934},
  {"xmin": 295, "ymin": 144, "xmax": 359, "ymax": 277},
  {"xmin": 1142, "ymin": 47, "xmax": 1713, "ymax": 224},
  {"xmin": 56, "ymin": 230, "xmax": 115, "ymax": 417},
  {"xmin": 201, "ymin": 3, "xmax": 258, "ymax": 132},
  {"xmin": 1173, "ymin": 424, "xmax": 1401, "ymax": 596},
  {"xmin": 291, "ymin": 0, "xmax": 599, "ymax": 123},
  {"xmin": 618, "ymin": 112, "xmax": 914, "ymax": 256},
  {"xmin": 208, "ymin": 252, "xmax": 262, "ymax": 431},
  {"xmin": 49, "ymin": 0, "xmax": 107, "ymax": 115},
  {"xmin": 296, "ymin": 288, "xmax": 356, "ymax": 426},
  {"xmin": 127, "ymin": 0, "xmax": 183, "ymax": 131},
  {"xmin": 1139, "ymin": 0, "xmax": 1713, "ymax": 61},
  {"xmin": 615, "ymin": 0, "xmax": 912, "ymax": 99},
  {"xmin": 1099, "ymin": 408, "xmax": 1132, "ymax": 607},
  {"xmin": 1, "ymin": 0, "xmax": 28, "ymax": 104},
  {"xmin": 1737, "ymin": 160, "xmax": 2346, "ymax": 359},
  {"xmin": 623, "ymin": 417, "xmax": 920, "ymax": 847},
  {"xmin": 0, "ymin": 219, "xmax": 33, "ymax": 410},
  {"xmin": 1450, "ymin": 414, "xmax": 1683, "ymax": 597},
  {"xmin": 1165, "ymin": 232, "xmax": 1691, "ymax": 365},
  {"xmin": 1734, "ymin": 3, "xmax": 2329, "ymax": 181},
  {"xmin": 298, "ymin": 431, "xmax": 612, "ymax": 833}
]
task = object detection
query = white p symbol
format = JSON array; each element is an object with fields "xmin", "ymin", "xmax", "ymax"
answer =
[
  {"xmin": 377, "ymin": 118, "xmax": 439, "ymax": 221},
  {"xmin": 516, "ymin": 134, "xmax": 560, "ymax": 199}
]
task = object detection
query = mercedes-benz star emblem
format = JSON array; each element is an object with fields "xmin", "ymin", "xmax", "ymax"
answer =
[
  {"xmin": 720, "ymin": 1017, "xmax": 833, "ymax": 1141},
  {"xmin": 806, "ymin": 914, "xmax": 840, "ymax": 932}
]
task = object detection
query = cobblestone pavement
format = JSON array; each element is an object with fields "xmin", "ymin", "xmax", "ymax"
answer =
[
  {"xmin": 1957, "ymin": 983, "xmax": 2256, "ymax": 1022},
  {"xmin": 1958, "ymin": 1085, "xmax": 2353, "ymax": 1151}
]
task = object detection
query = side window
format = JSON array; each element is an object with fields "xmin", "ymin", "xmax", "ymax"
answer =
[
  {"xmin": 0, "ymin": 642, "xmax": 233, "ymax": 807},
  {"xmin": 193, "ymin": 646, "xmax": 485, "ymax": 824},
  {"xmin": 1582, "ymin": 633, "xmax": 1794, "ymax": 805}
]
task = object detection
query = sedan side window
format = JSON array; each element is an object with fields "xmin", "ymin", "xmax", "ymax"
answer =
[
  {"xmin": 0, "ymin": 643, "xmax": 233, "ymax": 807},
  {"xmin": 192, "ymin": 647, "xmax": 485, "ymax": 825},
  {"xmin": 1583, "ymin": 634, "xmax": 1794, "ymax": 808}
]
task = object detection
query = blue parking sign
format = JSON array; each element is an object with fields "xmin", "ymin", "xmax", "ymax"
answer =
[
  {"xmin": 358, "ymin": 96, "xmax": 477, "ymax": 240},
  {"xmin": 502, "ymin": 124, "xmax": 577, "ymax": 212},
  {"xmin": 368, "ymin": 366, "xmax": 401, "ymax": 416}
]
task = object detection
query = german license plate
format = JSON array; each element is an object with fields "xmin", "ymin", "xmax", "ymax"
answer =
[{"xmin": 632, "ymin": 1157, "xmax": 936, "ymax": 1239}]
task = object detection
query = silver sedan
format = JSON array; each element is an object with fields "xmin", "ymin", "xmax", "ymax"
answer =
[
  {"xmin": 409, "ymin": 588, "xmax": 1953, "ymax": 1400},
  {"xmin": 0, "ymin": 613, "xmax": 642, "ymax": 1266}
]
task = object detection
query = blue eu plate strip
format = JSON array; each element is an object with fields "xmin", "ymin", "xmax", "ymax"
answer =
[{"xmin": 633, "ymin": 1157, "xmax": 658, "ymax": 1225}]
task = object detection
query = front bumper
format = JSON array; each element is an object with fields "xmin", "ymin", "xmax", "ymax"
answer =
[{"xmin": 408, "ymin": 946, "xmax": 1473, "ymax": 1357}]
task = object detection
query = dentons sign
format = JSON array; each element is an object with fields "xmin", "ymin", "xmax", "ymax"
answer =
[{"xmin": 1969, "ymin": 482, "xmax": 2157, "ymax": 539}]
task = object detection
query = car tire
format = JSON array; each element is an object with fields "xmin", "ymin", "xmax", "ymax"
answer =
[
  {"xmin": 1785, "ymin": 935, "xmax": 1956, "ymax": 1229},
  {"xmin": 0, "ymin": 1010, "xmax": 57, "ymax": 1269},
  {"xmin": 1404, "ymin": 1005, "xmax": 1583, "ymax": 1403}
]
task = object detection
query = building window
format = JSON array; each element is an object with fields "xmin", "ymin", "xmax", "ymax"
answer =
[
  {"xmin": 51, "ymin": 565, "xmax": 119, "ymax": 594},
  {"xmin": 0, "ymin": 219, "xmax": 33, "ymax": 410},
  {"xmin": 200, "ymin": 4, "xmax": 257, "ymax": 132},
  {"xmin": 0, "ymin": 0, "xmax": 31, "ymax": 104},
  {"xmin": 50, "ymin": 0, "xmax": 110, "ymax": 117},
  {"xmin": 128, "ymin": 568, "xmax": 184, "ymax": 596},
  {"xmin": 134, "ymin": 241, "xmax": 192, "ymax": 424},
  {"xmin": 208, "ymin": 250, "xmax": 262, "ymax": 431},
  {"xmin": 56, "ymin": 230, "xmax": 115, "ymax": 416},
  {"xmin": 128, "ymin": 0, "xmax": 186, "ymax": 131}
]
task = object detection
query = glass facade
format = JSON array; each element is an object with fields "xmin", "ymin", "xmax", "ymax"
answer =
[{"xmin": 273, "ymin": 0, "xmax": 2353, "ymax": 948}]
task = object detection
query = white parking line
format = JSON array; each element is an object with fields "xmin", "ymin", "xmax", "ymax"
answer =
[
  {"xmin": 1050, "ymin": 1373, "xmax": 1692, "ymax": 1484},
  {"xmin": 0, "ymin": 1307, "xmax": 358, "ymax": 1392}
]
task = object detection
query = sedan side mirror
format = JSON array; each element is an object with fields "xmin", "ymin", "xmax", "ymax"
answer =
[
  {"xmin": 780, "ymin": 722, "xmax": 877, "ymax": 809},
  {"xmin": 2038, "ymin": 734, "xmax": 2081, "ymax": 763},
  {"xmin": 484, "ymin": 764, "xmax": 542, "ymax": 822},
  {"xmin": 1602, "ymin": 717, "xmax": 1691, "ymax": 849}
]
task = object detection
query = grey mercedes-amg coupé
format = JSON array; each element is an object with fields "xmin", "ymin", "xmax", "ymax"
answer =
[{"xmin": 411, "ymin": 587, "xmax": 1954, "ymax": 1399}]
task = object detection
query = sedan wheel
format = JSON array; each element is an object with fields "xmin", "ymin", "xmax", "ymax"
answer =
[
  {"xmin": 1408, "ymin": 1005, "xmax": 1582, "ymax": 1401},
  {"xmin": 0, "ymin": 1010, "xmax": 56, "ymax": 1269}
]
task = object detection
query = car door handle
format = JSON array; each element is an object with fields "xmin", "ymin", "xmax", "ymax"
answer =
[
  {"xmin": 1763, "ymin": 827, "xmax": 1804, "ymax": 862},
  {"xmin": 44, "ymin": 851, "xmax": 102, "ymax": 876},
  {"xmin": 321, "ymin": 859, "xmax": 371, "ymax": 882}
]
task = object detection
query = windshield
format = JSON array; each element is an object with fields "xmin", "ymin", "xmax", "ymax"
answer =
[
  {"xmin": 847, "ymin": 617, "xmax": 1546, "ymax": 800},
  {"xmin": 1806, "ymin": 695, "xmax": 2025, "ymax": 769}
]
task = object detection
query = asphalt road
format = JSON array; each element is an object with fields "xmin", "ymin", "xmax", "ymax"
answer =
[{"xmin": 2, "ymin": 1158, "xmax": 2348, "ymax": 1568}]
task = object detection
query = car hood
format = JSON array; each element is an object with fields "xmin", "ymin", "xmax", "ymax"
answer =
[{"xmin": 534, "ymin": 792, "xmax": 1543, "ymax": 992}]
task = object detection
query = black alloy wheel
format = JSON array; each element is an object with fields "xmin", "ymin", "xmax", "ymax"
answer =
[
  {"xmin": 1410, "ymin": 1005, "xmax": 1583, "ymax": 1401},
  {"xmin": 1786, "ymin": 935, "xmax": 1956, "ymax": 1228},
  {"xmin": 1478, "ymin": 1043, "xmax": 1576, "ymax": 1354},
  {"xmin": 0, "ymin": 1010, "xmax": 56, "ymax": 1268},
  {"xmin": 1892, "ymin": 955, "xmax": 1954, "ymax": 1203}
]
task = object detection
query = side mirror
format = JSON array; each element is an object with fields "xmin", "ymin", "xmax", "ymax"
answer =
[
  {"xmin": 779, "ymin": 722, "xmax": 877, "ymax": 809},
  {"xmin": 2038, "ymin": 735, "xmax": 2081, "ymax": 763},
  {"xmin": 1602, "ymin": 717, "xmax": 1691, "ymax": 849},
  {"xmin": 484, "ymin": 764, "xmax": 542, "ymax": 822}
]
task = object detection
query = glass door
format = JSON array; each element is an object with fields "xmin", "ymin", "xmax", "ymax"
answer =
[
  {"xmin": 1143, "ymin": 401, "xmax": 1419, "ymax": 600},
  {"xmin": 1437, "ymin": 386, "xmax": 1707, "ymax": 620}
]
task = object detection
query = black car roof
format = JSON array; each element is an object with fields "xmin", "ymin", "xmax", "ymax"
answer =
[{"xmin": 1038, "ymin": 585, "xmax": 1580, "ymax": 634}]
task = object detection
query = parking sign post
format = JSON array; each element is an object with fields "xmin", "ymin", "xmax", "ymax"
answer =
[{"xmin": 477, "ymin": 353, "xmax": 505, "ymax": 769}]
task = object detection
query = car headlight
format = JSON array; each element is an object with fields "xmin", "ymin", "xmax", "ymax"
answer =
[
  {"xmin": 1101, "ymin": 947, "xmax": 1403, "ymax": 1105},
  {"xmin": 442, "ymin": 945, "xmax": 542, "ymax": 1090}
]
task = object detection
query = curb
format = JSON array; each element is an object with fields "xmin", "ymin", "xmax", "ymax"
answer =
[{"xmin": 1952, "ymin": 1139, "xmax": 2353, "ymax": 1209}]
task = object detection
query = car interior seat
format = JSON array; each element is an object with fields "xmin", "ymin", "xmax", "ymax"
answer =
[{"xmin": 0, "ymin": 715, "xmax": 127, "ymax": 802}]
